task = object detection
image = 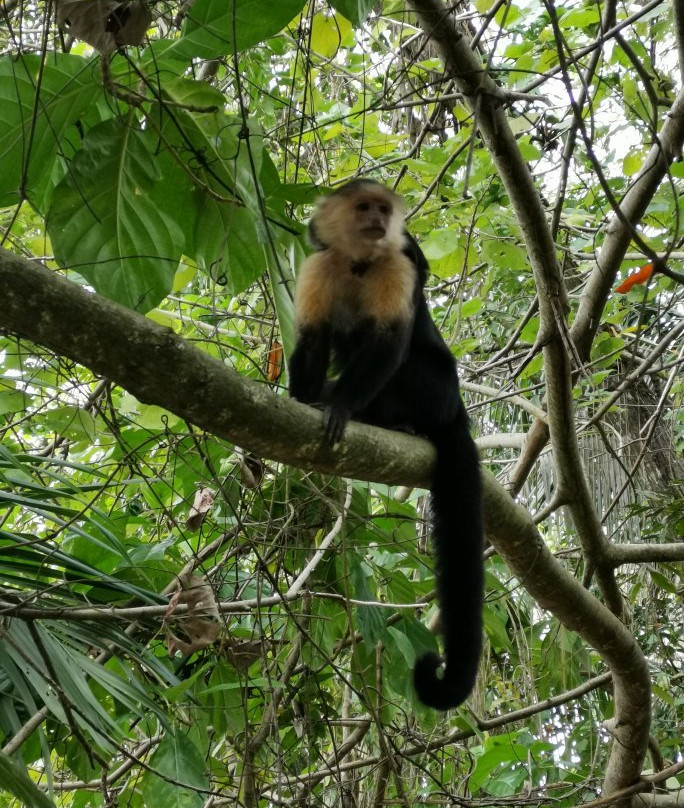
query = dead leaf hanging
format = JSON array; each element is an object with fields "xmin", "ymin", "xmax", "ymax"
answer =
[
  {"xmin": 56, "ymin": 0, "xmax": 152, "ymax": 53},
  {"xmin": 165, "ymin": 572, "xmax": 220, "ymax": 656}
]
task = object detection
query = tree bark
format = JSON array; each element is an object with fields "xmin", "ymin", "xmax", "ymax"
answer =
[{"xmin": 0, "ymin": 245, "xmax": 652, "ymax": 800}]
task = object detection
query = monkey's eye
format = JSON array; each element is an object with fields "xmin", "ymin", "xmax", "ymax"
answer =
[
  {"xmin": 356, "ymin": 201, "xmax": 370, "ymax": 212},
  {"xmin": 379, "ymin": 204, "xmax": 390, "ymax": 214}
]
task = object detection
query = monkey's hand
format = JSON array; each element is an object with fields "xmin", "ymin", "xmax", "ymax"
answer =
[{"xmin": 323, "ymin": 404, "xmax": 351, "ymax": 447}]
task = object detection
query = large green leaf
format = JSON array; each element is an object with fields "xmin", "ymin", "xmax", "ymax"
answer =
[
  {"xmin": 192, "ymin": 200, "xmax": 266, "ymax": 294},
  {"xmin": 0, "ymin": 53, "xmax": 103, "ymax": 212},
  {"xmin": 168, "ymin": 0, "xmax": 306, "ymax": 61},
  {"xmin": 328, "ymin": 0, "xmax": 376, "ymax": 26},
  {"xmin": 349, "ymin": 551, "xmax": 388, "ymax": 650},
  {"xmin": 154, "ymin": 76, "xmax": 291, "ymax": 292},
  {"xmin": 267, "ymin": 234, "xmax": 300, "ymax": 358},
  {"xmin": 140, "ymin": 732, "xmax": 209, "ymax": 808},
  {"xmin": 156, "ymin": 77, "xmax": 283, "ymax": 212},
  {"xmin": 47, "ymin": 119, "xmax": 185, "ymax": 311}
]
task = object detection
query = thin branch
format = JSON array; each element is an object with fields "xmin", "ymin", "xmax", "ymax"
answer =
[
  {"xmin": 571, "ymin": 87, "xmax": 684, "ymax": 358},
  {"xmin": 583, "ymin": 319, "xmax": 684, "ymax": 428},
  {"xmin": 285, "ymin": 482, "xmax": 352, "ymax": 599},
  {"xmin": 272, "ymin": 671, "xmax": 614, "ymax": 789},
  {"xmin": 461, "ymin": 380, "xmax": 548, "ymax": 422}
]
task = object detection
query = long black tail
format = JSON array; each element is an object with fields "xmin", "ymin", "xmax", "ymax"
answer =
[{"xmin": 413, "ymin": 411, "xmax": 483, "ymax": 710}]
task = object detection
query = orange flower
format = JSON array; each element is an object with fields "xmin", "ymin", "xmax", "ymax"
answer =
[
  {"xmin": 615, "ymin": 263, "xmax": 654, "ymax": 293},
  {"xmin": 266, "ymin": 341, "xmax": 283, "ymax": 382}
]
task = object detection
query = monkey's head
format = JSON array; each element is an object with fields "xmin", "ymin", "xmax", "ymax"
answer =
[{"xmin": 309, "ymin": 180, "xmax": 406, "ymax": 260}]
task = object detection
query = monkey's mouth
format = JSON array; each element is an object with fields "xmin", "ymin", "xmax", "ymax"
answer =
[{"xmin": 360, "ymin": 227, "xmax": 386, "ymax": 240}]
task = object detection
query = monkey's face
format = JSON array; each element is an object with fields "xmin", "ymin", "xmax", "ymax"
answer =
[
  {"xmin": 353, "ymin": 196, "xmax": 392, "ymax": 242},
  {"xmin": 309, "ymin": 181, "xmax": 406, "ymax": 260}
]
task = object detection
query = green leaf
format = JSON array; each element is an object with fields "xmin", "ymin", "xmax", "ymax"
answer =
[
  {"xmin": 623, "ymin": 151, "xmax": 644, "ymax": 176},
  {"xmin": 170, "ymin": 0, "xmax": 306, "ymax": 60},
  {"xmin": 648, "ymin": 568, "xmax": 678, "ymax": 594},
  {"xmin": 483, "ymin": 603, "xmax": 512, "ymax": 651},
  {"xmin": 328, "ymin": 0, "xmax": 375, "ymax": 26},
  {"xmin": 560, "ymin": 6, "xmax": 601, "ymax": 27},
  {"xmin": 135, "ymin": 403, "xmax": 182, "ymax": 430},
  {"xmin": 520, "ymin": 316, "xmax": 540, "ymax": 344},
  {"xmin": 386, "ymin": 568, "xmax": 419, "ymax": 605},
  {"xmin": 481, "ymin": 238, "xmax": 529, "ymax": 272},
  {"xmin": 517, "ymin": 137, "xmax": 541, "ymax": 161},
  {"xmin": 419, "ymin": 229, "xmax": 461, "ymax": 260},
  {"xmin": 47, "ymin": 119, "xmax": 185, "ymax": 311},
  {"xmin": 0, "ymin": 752, "xmax": 56, "ymax": 808},
  {"xmin": 400, "ymin": 611, "xmax": 437, "ymax": 660},
  {"xmin": 519, "ymin": 353, "xmax": 543, "ymax": 379},
  {"xmin": 0, "ymin": 53, "xmax": 103, "ymax": 211},
  {"xmin": 385, "ymin": 623, "xmax": 421, "ymax": 701},
  {"xmin": 39, "ymin": 405, "xmax": 97, "ymax": 443},
  {"xmin": 349, "ymin": 552, "xmax": 387, "ymax": 649},
  {"xmin": 0, "ymin": 389, "xmax": 31, "ymax": 415},
  {"xmin": 311, "ymin": 13, "xmax": 343, "ymax": 58},
  {"xmin": 460, "ymin": 298, "xmax": 482, "ymax": 318},
  {"xmin": 192, "ymin": 201, "xmax": 267, "ymax": 295},
  {"xmin": 591, "ymin": 334, "xmax": 625, "ymax": 367},
  {"xmin": 470, "ymin": 733, "xmax": 526, "ymax": 793},
  {"xmin": 202, "ymin": 661, "xmax": 246, "ymax": 736},
  {"xmin": 268, "ymin": 235, "xmax": 300, "ymax": 357},
  {"xmin": 141, "ymin": 732, "xmax": 209, "ymax": 808},
  {"xmin": 153, "ymin": 77, "xmax": 291, "ymax": 293},
  {"xmin": 387, "ymin": 625, "xmax": 416, "ymax": 666}
]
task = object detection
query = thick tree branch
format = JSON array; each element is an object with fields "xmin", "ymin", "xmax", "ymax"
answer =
[
  {"xmin": 407, "ymin": 1, "xmax": 650, "ymax": 797},
  {"xmin": 407, "ymin": 0, "xmax": 618, "ymax": 594},
  {"xmin": 0, "ymin": 247, "xmax": 434, "ymax": 488},
  {"xmin": 483, "ymin": 475, "xmax": 650, "ymax": 797},
  {"xmin": 608, "ymin": 543, "xmax": 684, "ymax": 566},
  {"xmin": 0, "ymin": 246, "xmax": 651, "ymax": 799}
]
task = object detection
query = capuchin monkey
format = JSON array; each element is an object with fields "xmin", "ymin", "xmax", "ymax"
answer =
[{"xmin": 289, "ymin": 179, "xmax": 483, "ymax": 711}]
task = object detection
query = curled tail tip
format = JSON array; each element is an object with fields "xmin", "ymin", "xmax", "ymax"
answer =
[{"xmin": 413, "ymin": 651, "xmax": 475, "ymax": 711}]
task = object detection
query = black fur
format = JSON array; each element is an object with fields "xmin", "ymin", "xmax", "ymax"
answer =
[{"xmin": 289, "ymin": 189, "xmax": 483, "ymax": 710}]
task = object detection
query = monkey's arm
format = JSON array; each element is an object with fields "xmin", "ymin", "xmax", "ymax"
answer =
[
  {"xmin": 289, "ymin": 324, "xmax": 331, "ymax": 404},
  {"xmin": 323, "ymin": 320, "xmax": 410, "ymax": 444}
]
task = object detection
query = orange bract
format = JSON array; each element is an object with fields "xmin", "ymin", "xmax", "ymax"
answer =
[
  {"xmin": 615, "ymin": 263, "xmax": 654, "ymax": 293},
  {"xmin": 266, "ymin": 341, "xmax": 283, "ymax": 382}
]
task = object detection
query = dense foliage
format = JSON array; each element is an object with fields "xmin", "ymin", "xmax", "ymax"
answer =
[{"xmin": 0, "ymin": 1, "xmax": 682, "ymax": 806}]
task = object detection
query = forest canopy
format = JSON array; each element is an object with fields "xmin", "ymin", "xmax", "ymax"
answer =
[{"xmin": 0, "ymin": 1, "xmax": 683, "ymax": 807}]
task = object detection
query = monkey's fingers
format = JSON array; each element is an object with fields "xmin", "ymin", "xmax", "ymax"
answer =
[{"xmin": 323, "ymin": 405, "xmax": 350, "ymax": 447}]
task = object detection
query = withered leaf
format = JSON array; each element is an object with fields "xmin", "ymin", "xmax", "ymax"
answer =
[
  {"xmin": 165, "ymin": 572, "xmax": 220, "ymax": 656},
  {"xmin": 186, "ymin": 487, "xmax": 215, "ymax": 531},
  {"xmin": 56, "ymin": 0, "xmax": 152, "ymax": 53}
]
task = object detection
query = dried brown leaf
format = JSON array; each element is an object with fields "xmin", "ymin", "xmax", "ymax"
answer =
[
  {"xmin": 186, "ymin": 487, "xmax": 215, "ymax": 531},
  {"xmin": 56, "ymin": 0, "xmax": 152, "ymax": 53}
]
